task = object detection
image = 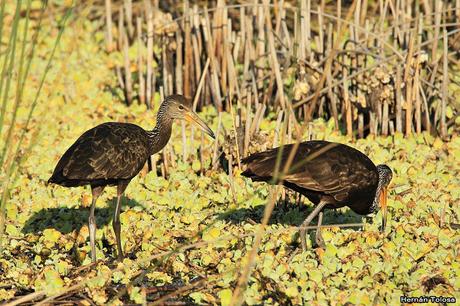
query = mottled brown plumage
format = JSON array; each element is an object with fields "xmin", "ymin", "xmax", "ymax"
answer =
[
  {"xmin": 49, "ymin": 95, "xmax": 215, "ymax": 263},
  {"xmin": 241, "ymin": 141, "xmax": 392, "ymax": 249},
  {"xmin": 49, "ymin": 122, "xmax": 154, "ymax": 187}
]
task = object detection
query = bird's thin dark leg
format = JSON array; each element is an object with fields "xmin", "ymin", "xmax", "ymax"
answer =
[
  {"xmin": 315, "ymin": 212, "xmax": 325, "ymax": 248},
  {"xmin": 89, "ymin": 185, "xmax": 105, "ymax": 263},
  {"xmin": 300, "ymin": 201, "xmax": 327, "ymax": 251},
  {"xmin": 113, "ymin": 180, "xmax": 129, "ymax": 261}
]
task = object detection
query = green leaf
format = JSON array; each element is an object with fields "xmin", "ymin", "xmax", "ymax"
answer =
[
  {"xmin": 218, "ymin": 288, "xmax": 233, "ymax": 306},
  {"xmin": 34, "ymin": 268, "xmax": 64, "ymax": 295},
  {"xmin": 308, "ymin": 270, "xmax": 323, "ymax": 283},
  {"xmin": 128, "ymin": 286, "xmax": 145, "ymax": 304}
]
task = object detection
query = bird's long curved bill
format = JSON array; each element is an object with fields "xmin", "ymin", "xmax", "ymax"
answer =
[
  {"xmin": 184, "ymin": 112, "xmax": 215, "ymax": 139},
  {"xmin": 379, "ymin": 187, "xmax": 388, "ymax": 232}
]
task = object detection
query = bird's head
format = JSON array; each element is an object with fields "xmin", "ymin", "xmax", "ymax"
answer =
[
  {"xmin": 376, "ymin": 164, "xmax": 393, "ymax": 232},
  {"xmin": 160, "ymin": 95, "xmax": 215, "ymax": 139}
]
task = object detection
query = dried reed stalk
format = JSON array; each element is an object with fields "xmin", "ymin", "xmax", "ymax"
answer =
[
  {"xmin": 105, "ymin": 1, "xmax": 456, "ymax": 149},
  {"xmin": 145, "ymin": 0, "xmax": 153, "ymax": 108},
  {"xmin": 136, "ymin": 17, "xmax": 145, "ymax": 105},
  {"xmin": 441, "ymin": 28, "xmax": 448, "ymax": 138},
  {"xmin": 105, "ymin": 0, "xmax": 113, "ymax": 51}
]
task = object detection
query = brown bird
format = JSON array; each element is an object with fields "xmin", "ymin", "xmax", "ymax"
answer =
[
  {"xmin": 48, "ymin": 95, "xmax": 215, "ymax": 263},
  {"xmin": 241, "ymin": 141, "xmax": 392, "ymax": 250}
]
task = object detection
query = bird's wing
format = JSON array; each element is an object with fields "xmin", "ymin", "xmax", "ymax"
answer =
[
  {"xmin": 58, "ymin": 123, "xmax": 150, "ymax": 181},
  {"xmin": 241, "ymin": 141, "xmax": 327, "ymax": 183},
  {"xmin": 242, "ymin": 141, "xmax": 378, "ymax": 201}
]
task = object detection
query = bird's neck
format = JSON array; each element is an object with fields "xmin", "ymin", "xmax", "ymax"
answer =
[
  {"xmin": 371, "ymin": 164, "xmax": 392, "ymax": 213},
  {"xmin": 370, "ymin": 185, "xmax": 382, "ymax": 213},
  {"xmin": 371, "ymin": 172, "xmax": 385, "ymax": 213},
  {"xmin": 147, "ymin": 114, "xmax": 173, "ymax": 155}
]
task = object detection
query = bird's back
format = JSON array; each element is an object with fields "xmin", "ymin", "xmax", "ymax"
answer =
[
  {"xmin": 49, "ymin": 122, "xmax": 151, "ymax": 187},
  {"xmin": 241, "ymin": 141, "xmax": 379, "ymax": 213}
]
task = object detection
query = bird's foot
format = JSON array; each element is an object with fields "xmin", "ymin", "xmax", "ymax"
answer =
[
  {"xmin": 315, "ymin": 231, "xmax": 326, "ymax": 249},
  {"xmin": 287, "ymin": 231, "xmax": 306, "ymax": 263},
  {"xmin": 299, "ymin": 230, "xmax": 307, "ymax": 251},
  {"xmin": 90, "ymin": 249, "xmax": 97, "ymax": 264}
]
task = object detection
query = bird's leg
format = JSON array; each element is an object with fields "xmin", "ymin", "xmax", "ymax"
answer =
[
  {"xmin": 315, "ymin": 212, "xmax": 325, "ymax": 248},
  {"xmin": 113, "ymin": 180, "xmax": 129, "ymax": 261},
  {"xmin": 89, "ymin": 185, "xmax": 104, "ymax": 264},
  {"xmin": 300, "ymin": 201, "xmax": 327, "ymax": 251}
]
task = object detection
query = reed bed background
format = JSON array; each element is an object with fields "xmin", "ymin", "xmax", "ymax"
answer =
[{"xmin": 104, "ymin": 0, "xmax": 460, "ymax": 148}]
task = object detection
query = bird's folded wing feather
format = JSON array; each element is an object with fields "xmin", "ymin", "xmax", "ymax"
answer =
[
  {"xmin": 242, "ymin": 142, "xmax": 378, "ymax": 201},
  {"xmin": 61, "ymin": 124, "xmax": 149, "ymax": 180}
]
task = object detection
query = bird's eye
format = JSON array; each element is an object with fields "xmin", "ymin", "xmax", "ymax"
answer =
[{"xmin": 178, "ymin": 105, "xmax": 184, "ymax": 110}]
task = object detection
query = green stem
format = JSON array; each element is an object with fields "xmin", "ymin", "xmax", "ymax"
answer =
[
  {"xmin": 0, "ymin": 0, "xmax": 6, "ymax": 55},
  {"xmin": 0, "ymin": 3, "xmax": 73, "ymax": 250},
  {"xmin": 0, "ymin": 1, "xmax": 22, "ymax": 140},
  {"xmin": 0, "ymin": 0, "xmax": 32, "ymax": 165}
]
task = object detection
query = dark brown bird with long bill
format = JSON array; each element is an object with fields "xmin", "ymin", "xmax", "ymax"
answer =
[
  {"xmin": 241, "ymin": 141, "xmax": 392, "ymax": 250},
  {"xmin": 48, "ymin": 95, "xmax": 215, "ymax": 263}
]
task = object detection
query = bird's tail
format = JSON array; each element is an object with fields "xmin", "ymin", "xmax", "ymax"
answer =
[
  {"xmin": 48, "ymin": 171, "xmax": 65, "ymax": 186},
  {"xmin": 240, "ymin": 168, "xmax": 253, "ymax": 178}
]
